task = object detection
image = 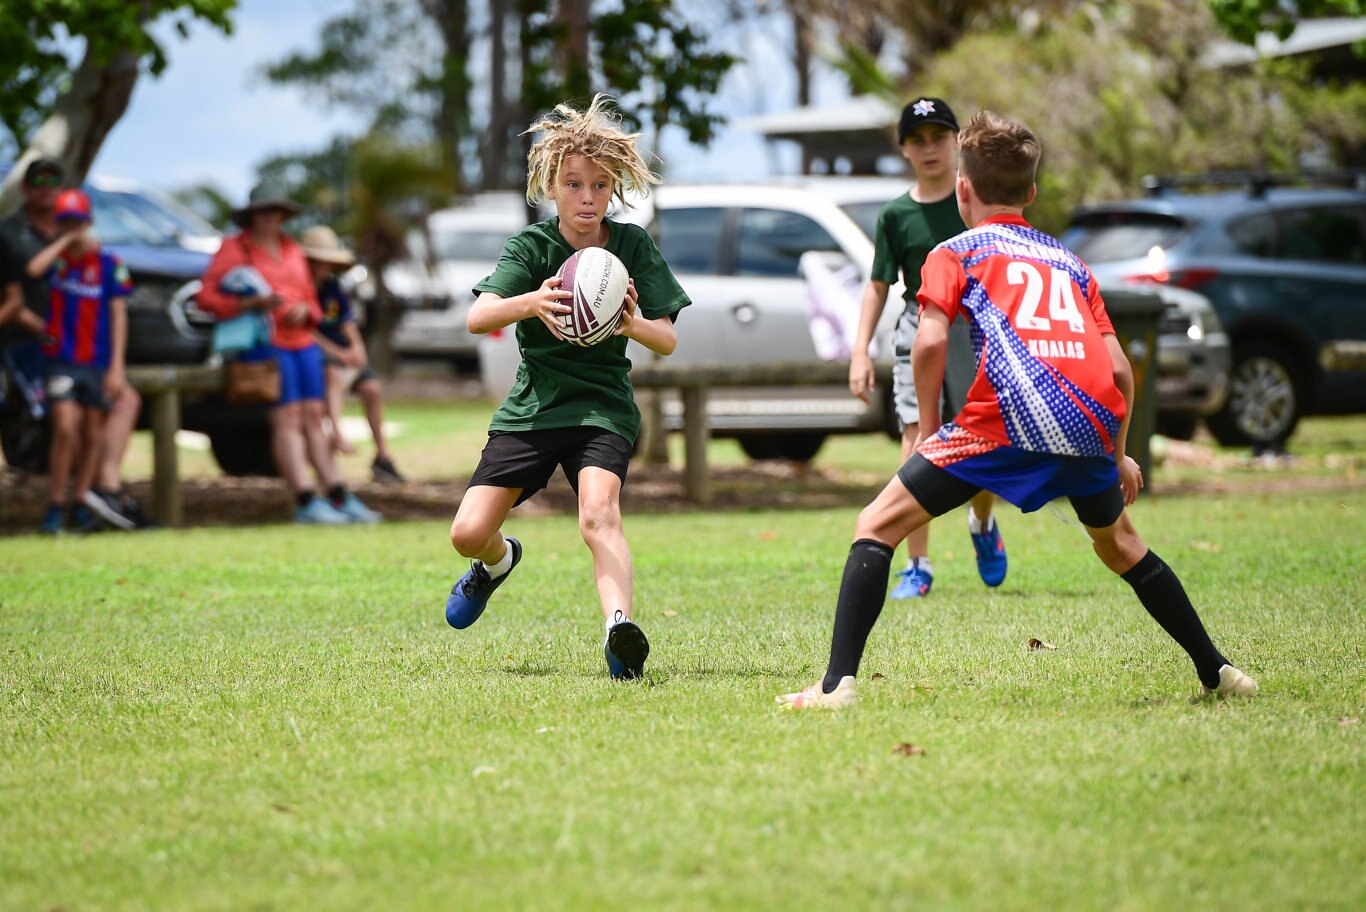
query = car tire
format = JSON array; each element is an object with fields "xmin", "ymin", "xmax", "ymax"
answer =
[
  {"xmin": 0, "ymin": 411, "xmax": 50, "ymax": 475},
  {"xmin": 1206, "ymin": 340, "xmax": 1304, "ymax": 448},
  {"xmin": 1155, "ymin": 412, "xmax": 1199, "ymax": 441},
  {"xmin": 737, "ymin": 432, "xmax": 827, "ymax": 463},
  {"xmin": 208, "ymin": 425, "xmax": 278, "ymax": 477}
]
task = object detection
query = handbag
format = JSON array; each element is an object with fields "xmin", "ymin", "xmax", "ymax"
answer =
[
  {"xmin": 211, "ymin": 313, "xmax": 272, "ymax": 357},
  {"xmin": 225, "ymin": 356, "xmax": 280, "ymax": 405}
]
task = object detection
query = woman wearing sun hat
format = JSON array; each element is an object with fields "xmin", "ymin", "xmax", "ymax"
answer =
[
  {"xmin": 302, "ymin": 224, "xmax": 405, "ymax": 483},
  {"xmin": 198, "ymin": 184, "xmax": 381, "ymax": 524}
]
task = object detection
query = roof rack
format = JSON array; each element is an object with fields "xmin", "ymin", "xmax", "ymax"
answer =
[{"xmin": 1140, "ymin": 169, "xmax": 1366, "ymax": 199}]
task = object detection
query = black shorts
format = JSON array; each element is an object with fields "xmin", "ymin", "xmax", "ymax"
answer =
[
  {"xmin": 46, "ymin": 362, "xmax": 110, "ymax": 412},
  {"xmin": 468, "ymin": 425, "xmax": 633, "ymax": 506},
  {"xmin": 898, "ymin": 453, "xmax": 1125, "ymax": 529}
]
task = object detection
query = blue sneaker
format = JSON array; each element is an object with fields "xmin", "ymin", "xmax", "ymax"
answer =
[
  {"xmin": 970, "ymin": 519, "xmax": 1008, "ymax": 588},
  {"xmin": 39, "ymin": 505, "xmax": 65, "ymax": 535},
  {"xmin": 891, "ymin": 564, "xmax": 933, "ymax": 599},
  {"xmin": 604, "ymin": 609, "xmax": 649, "ymax": 680},
  {"xmin": 445, "ymin": 536, "xmax": 522, "ymax": 629},
  {"xmin": 332, "ymin": 492, "xmax": 382, "ymax": 523},
  {"xmin": 295, "ymin": 496, "xmax": 350, "ymax": 525}
]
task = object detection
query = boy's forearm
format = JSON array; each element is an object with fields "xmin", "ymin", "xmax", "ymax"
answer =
[
  {"xmin": 1105, "ymin": 333, "xmax": 1134, "ymax": 458},
  {"xmin": 852, "ymin": 281, "xmax": 891, "ymax": 355},
  {"xmin": 912, "ymin": 334, "xmax": 947, "ymax": 433},
  {"xmin": 110, "ymin": 298, "xmax": 128, "ymax": 371},
  {"xmin": 468, "ymin": 292, "xmax": 529, "ymax": 334},
  {"xmin": 627, "ymin": 314, "xmax": 677, "ymax": 356},
  {"xmin": 26, "ymin": 235, "xmax": 69, "ymax": 278}
]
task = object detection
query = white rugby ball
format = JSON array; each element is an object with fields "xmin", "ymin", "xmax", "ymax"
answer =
[{"xmin": 556, "ymin": 247, "xmax": 629, "ymax": 347}]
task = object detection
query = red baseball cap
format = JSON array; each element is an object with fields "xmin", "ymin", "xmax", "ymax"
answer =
[{"xmin": 54, "ymin": 189, "xmax": 92, "ymax": 222}]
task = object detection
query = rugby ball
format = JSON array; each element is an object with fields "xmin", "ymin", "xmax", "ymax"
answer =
[{"xmin": 556, "ymin": 247, "xmax": 629, "ymax": 347}]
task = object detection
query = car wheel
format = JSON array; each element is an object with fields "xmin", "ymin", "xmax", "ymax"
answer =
[
  {"xmin": 1206, "ymin": 341, "xmax": 1304, "ymax": 448},
  {"xmin": 1155, "ymin": 412, "xmax": 1199, "ymax": 441},
  {"xmin": 737, "ymin": 432, "xmax": 827, "ymax": 463},
  {"xmin": 208, "ymin": 425, "xmax": 278, "ymax": 477}
]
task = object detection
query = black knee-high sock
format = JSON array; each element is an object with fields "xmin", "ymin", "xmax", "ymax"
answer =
[
  {"xmin": 823, "ymin": 539, "xmax": 895, "ymax": 693},
  {"xmin": 1122, "ymin": 550, "xmax": 1228, "ymax": 689}
]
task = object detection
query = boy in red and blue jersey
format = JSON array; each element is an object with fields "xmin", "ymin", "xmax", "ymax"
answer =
[
  {"xmin": 27, "ymin": 189, "xmax": 131, "ymax": 533},
  {"xmin": 778, "ymin": 112, "xmax": 1257, "ymax": 709}
]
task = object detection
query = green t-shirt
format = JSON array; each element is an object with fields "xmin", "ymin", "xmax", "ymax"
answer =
[
  {"xmin": 869, "ymin": 190, "xmax": 965, "ymax": 308},
  {"xmin": 473, "ymin": 216, "xmax": 690, "ymax": 442}
]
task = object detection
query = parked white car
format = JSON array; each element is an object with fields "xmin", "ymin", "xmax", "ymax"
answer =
[{"xmin": 388, "ymin": 193, "xmax": 532, "ymax": 370}]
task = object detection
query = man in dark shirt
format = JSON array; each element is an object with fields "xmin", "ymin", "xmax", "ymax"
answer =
[{"xmin": 0, "ymin": 158, "xmax": 150, "ymax": 528}]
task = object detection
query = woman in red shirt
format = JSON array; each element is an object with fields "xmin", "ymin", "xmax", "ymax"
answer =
[{"xmin": 198, "ymin": 184, "xmax": 379, "ymax": 524}]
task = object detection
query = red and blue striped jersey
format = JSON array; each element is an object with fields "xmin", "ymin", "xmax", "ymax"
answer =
[
  {"xmin": 917, "ymin": 214, "xmax": 1126, "ymax": 457},
  {"xmin": 43, "ymin": 249, "xmax": 132, "ymax": 367}
]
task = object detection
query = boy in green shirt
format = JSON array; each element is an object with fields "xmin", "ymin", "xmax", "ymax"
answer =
[
  {"xmin": 848, "ymin": 97, "xmax": 1006, "ymax": 599},
  {"xmin": 444, "ymin": 94, "xmax": 690, "ymax": 680}
]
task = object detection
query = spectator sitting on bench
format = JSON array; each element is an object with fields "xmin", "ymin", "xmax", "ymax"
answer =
[
  {"xmin": 197, "ymin": 184, "xmax": 381, "ymax": 525},
  {"xmin": 301, "ymin": 225, "xmax": 405, "ymax": 484}
]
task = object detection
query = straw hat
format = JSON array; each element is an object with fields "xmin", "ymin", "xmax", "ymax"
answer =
[{"xmin": 300, "ymin": 224, "xmax": 357, "ymax": 266}]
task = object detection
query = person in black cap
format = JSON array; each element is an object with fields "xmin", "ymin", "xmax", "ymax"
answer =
[
  {"xmin": 846, "ymin": 97, "xmax": 1007, "ymax": 600},
  {"xmin": 0, "ymin": 158, "xmax": 151, "ymax": 529}
]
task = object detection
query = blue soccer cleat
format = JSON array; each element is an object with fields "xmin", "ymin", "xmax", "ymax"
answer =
[
  {"xmin": 890, "ymin": 564, "xmax": 933, "ymax": 599},
  {"xmin": 38, "ymin": 505, "xmax": 65, "ymax": 535},
  {"xmin": 295, "ymin": 496, "xmax": 350, "ymax": 525},
  {"xmin": 604, "ymin": 609, "xmax": 649, "ymax": 680},
  {"xmin": 445, "ymin": 536, "xmax": 522, "ymax": 630},
  {"xmin": 970, "ymin": 519, "xmax": 1008, "ymax": 588},
  {"xmin": 332, "ymin": 492, "xmax": 382, "ymax": 523}
]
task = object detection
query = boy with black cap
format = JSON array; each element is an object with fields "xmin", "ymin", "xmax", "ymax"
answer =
[
  {"xmin": 25, "ymin": 189, "xmax": 132, "ymax": 533},
  {"xmin": 847, "ymin": 97, "xmax": 1006, "ymax": 600}
]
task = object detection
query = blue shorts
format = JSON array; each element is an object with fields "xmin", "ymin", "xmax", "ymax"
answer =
[
  {"xmin": 899, "ymin": 446, "xmax": 1124, "ymax": 528},
  {"xmin": 241, "ymin": 344, "xmax": 325, "ymax": 406},
  {"xmin": 46, "ymin": 361, "xmax": 110, "ymax": 412}
]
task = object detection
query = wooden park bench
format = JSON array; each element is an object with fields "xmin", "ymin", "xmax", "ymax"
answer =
[{"xmin": 126, "ymin": 363, "xmax": 224, "ymax": 527}]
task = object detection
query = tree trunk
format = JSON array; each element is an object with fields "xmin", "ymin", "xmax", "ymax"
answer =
[
  {"xmin": 482, "ymin": 0, "xmax": 510, "ymax": 190},
  {"xmin": 363, "ymin": 268, "xmax": 402, "ymax": 377},
  {"xmin": 434, "ymin": 0, "xmax": 471, "ymax": 191},
  {"xmin": 557, "ymin": 0, "xmax": 591, "ymax": 101},
  {"xmin": 0, "ymin": 41, "xmax": 140, "ymax": 217},
  {"xmin": 792, "ymin": 4, "xmax": 814, "ymax": 175}
]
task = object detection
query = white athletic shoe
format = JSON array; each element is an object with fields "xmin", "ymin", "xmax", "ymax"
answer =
[
  {"xmin": 1201, "ymin": 664, "xmax": 1259, "ymax": 698},
  {"xmin": 775, "ymin": 675, "xmax": 858, "ymax": 710}
]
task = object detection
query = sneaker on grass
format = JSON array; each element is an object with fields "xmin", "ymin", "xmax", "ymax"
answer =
[
  {"xmin": 83, "ymin": 489, "xmax": 136, "ymax": 531},
  {"xmin": 1201, "ymin": 664, "xmax": 1259, "ymax": 698},
  {"xmin": 371, "ymin": 456, "xmax": 406, "ymax": 484},
  {"xmin": 970, "ymin": 517, "xmax": 1007, "ymax": 588},
  {"xmin": 333, "ymin": 492, "xmax": 382, "ymax": 523},
  {"xmin": 39, "ymin": 504, "xmax": 65, "ymax": 535},
  {"xmin": 295, "ymin": 496, "xmax": 350, "ymax": 525},
  {"xmin": 891, "ymin": 565, "xmax": 933, "ymax": 599},
  {"xmin": 604, "ymin": 609, "xmax": 649, "ymax": 680},
  {"xmin": 775, "ymin": 676, "xmax": 858, "ymax": 710},
  {"xmin": 445, "ymin": 537, "xmax": 522, "ymax": 629}
]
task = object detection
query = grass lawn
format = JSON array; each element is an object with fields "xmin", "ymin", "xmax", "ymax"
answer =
[{"xmin": 3, "ymin": 480, "xmax": 1364, "ymax": 909}]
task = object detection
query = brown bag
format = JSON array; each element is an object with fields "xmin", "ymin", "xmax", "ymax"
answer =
[{"xmin": 225, "ymin": 357, "xmax": 280, "ymax": 406}]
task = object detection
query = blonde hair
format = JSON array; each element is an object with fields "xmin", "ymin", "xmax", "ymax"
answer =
[
  {"xmin": 958, "ymin": 111, "xmax": 1041, "ymax": 206},
  {"xmin": 524, "ymin": 94, "xmax": 660, "ymax": 207}
]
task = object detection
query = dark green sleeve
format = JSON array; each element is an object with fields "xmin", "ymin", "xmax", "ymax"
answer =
[
  {"xmin": 472, "ymin": 234, "xmax": 538, "ymax": 300},
  {"xmin": 870, "ymin": 205, "xmax": 900, "ymax": 285},
  {"xmin": 622, "ymin": 225, "xmax": 690, "ymax": 321}
]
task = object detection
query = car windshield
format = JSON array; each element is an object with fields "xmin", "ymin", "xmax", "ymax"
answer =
[
  {"xmin": 429, "ymin": 229, "xmax": 515, "ymax": 262},
  {"xmin": 839, "ymin": 201, "xmax": 882, "ymax": 241},
  {"xmin": 102, "ymin": 187, "xmax": 218, "ymax": 240},
  {"xmin": 85, "ymin": 186, "xmax": 172, "ymax": 247},
  {"xmin": 1061, "ymin": 213, "xmax": 1189, "ymax": 262}
]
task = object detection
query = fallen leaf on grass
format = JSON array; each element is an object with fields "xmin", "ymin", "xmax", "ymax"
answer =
[
  {"xmin": 1188, "ymin": 540, "xmax": 1221, "ymax": 553},
  {"xmin": 870, "ymin": 672, "xmax": 885, "ymax": 680},
  {"xmin": 536, "ymin": 726, "xmax": 557, "ymax": 734},
  {"xmin": 892, "ymin": 743, "xmax": 926, "ymax": 757},
  {"xmin": 472, "ymin": 766, "xmax": 496, "ymax": 778},
  {"xmin": 759, "ymin": 531, "xmax": 779, "ymax": 541},
  {"xmin": 662, "ymin": 610, "xmax": 678, "ymax": 618},
  {"xmin": 1027, "ymin": 638, "xmax": 1057, "ymax": 650},
  {"xmin": 1339, "ymin": 717, "xmax": 1360, "ymax": 727},
  {"xmin": 272, "ymin": 803, "xmax": 293, "ymax": 814}
]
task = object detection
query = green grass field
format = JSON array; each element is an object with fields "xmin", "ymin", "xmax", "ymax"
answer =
[{"xmin": 3, "ymin": 469, "xmax": 1364, "ymax": 909}]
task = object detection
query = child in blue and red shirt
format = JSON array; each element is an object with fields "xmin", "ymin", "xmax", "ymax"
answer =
[{"xmin": 26, "ymin": 189, "xmax": 131, "ymax": 534}]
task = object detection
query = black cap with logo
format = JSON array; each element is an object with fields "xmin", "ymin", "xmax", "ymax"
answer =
[{"xmin": 898, "ymin": 98, "xmax": 959, "ymax": 143}]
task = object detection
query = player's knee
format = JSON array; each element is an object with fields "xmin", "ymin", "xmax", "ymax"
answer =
[
  {"xmin": 578, "ymin": 500, "xmax": 620, "ymax": 541},
  {"xmin": 449, "ymin": 519, "xmax": 491, "ymax": 557},
  {"xmin": 1092, "ymin": 527, "xmax": 1146, "ymax": 574}
]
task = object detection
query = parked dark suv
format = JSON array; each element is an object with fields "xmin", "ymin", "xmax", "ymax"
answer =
[
  {"xmin": 1063, "ymin": 173, "xmax": 1366, "ymax": 448},
  {"xmin": 0, "ymin": 171, "xmax": 275, "ymax": 476}
]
